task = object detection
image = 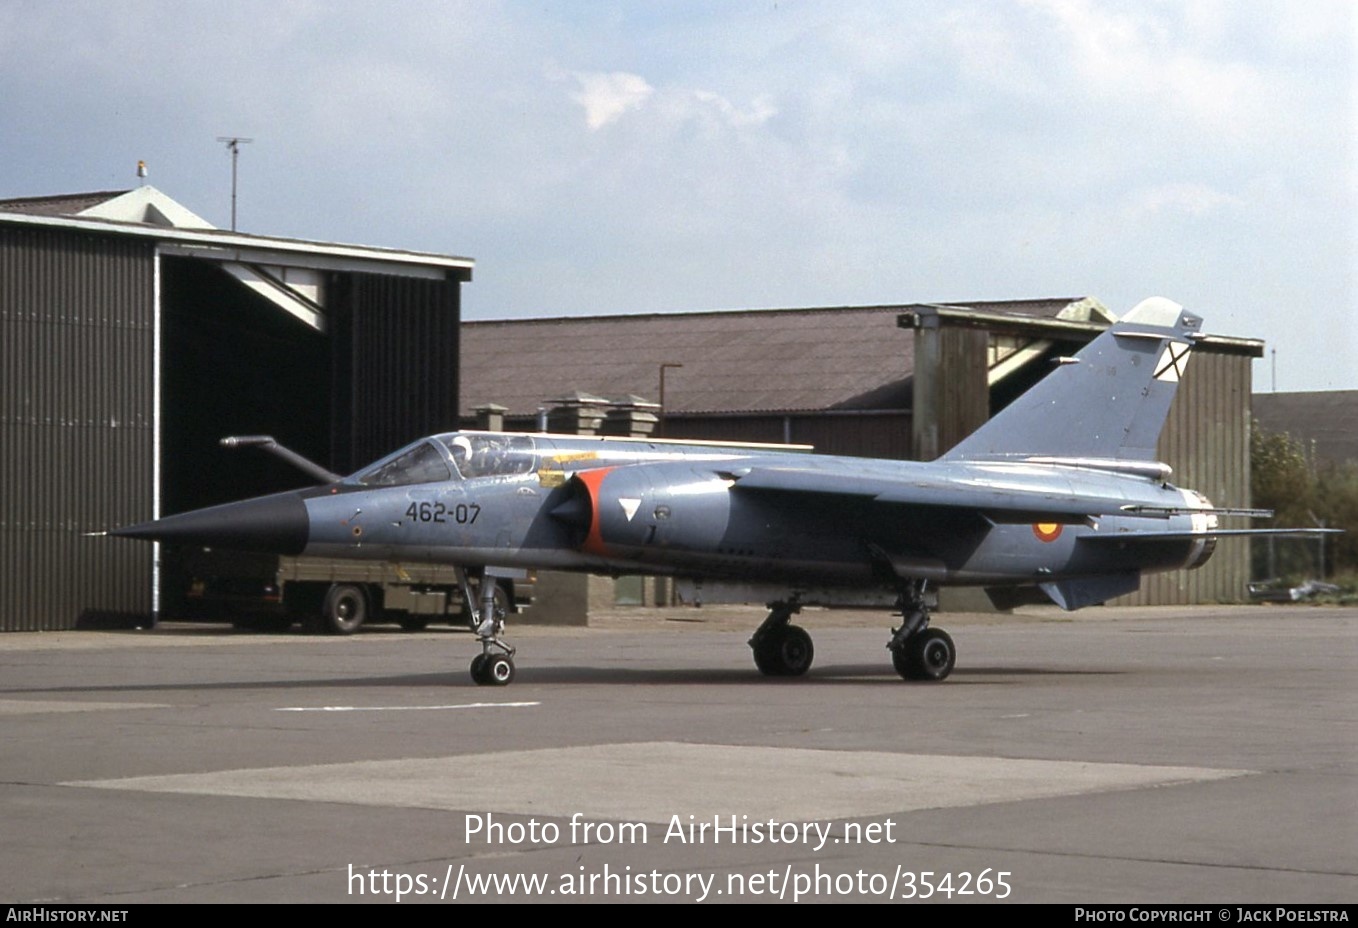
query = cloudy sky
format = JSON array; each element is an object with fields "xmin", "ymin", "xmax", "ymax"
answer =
[{"xmin": 2, "ymin": 0, "xmax": 1352, "ymax": 391}]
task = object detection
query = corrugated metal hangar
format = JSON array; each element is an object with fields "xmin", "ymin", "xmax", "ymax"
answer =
[
  {"xmin": 463, "ymin": 300, "xmax": 1264, "ymax": 607},
  {"xmin": 1, "ymin": 187, "xmax": 471, "ymax": 630}
]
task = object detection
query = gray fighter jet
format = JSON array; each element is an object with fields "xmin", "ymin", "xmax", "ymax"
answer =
[{"xmin": 112, "ymin": 298, "xmax": 1311, "ymax": 686}]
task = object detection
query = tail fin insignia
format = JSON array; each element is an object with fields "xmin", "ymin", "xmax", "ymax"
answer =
[{"xmin": 1154, "ymin": 342, "xmax": 1192, "ymax": 383}]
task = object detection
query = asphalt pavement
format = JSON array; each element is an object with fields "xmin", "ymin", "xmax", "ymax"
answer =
[{"xmin": 0, "ymin": 604, "xmax": 1353, "ymax": 904}]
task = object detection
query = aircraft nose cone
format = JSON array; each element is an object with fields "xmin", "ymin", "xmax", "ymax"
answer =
[{"xmin": 111, "ymin": 491, "xmax": 310, "ymax": 555}]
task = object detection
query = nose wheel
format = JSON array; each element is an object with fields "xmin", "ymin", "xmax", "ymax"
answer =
[{"xmin": 470, "ymin": 652, "xmax": 515, "ymax": 686}]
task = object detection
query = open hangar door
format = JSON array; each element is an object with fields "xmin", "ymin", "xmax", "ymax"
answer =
[
  {"xmin": 155, "ymin": 255, "xmax": 465, "ymax": 619},
  {"xmin": 160, "ymin": 257, "xmax": 332, "ymax": 514}
]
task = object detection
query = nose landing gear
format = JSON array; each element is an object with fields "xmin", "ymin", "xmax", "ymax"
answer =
[{"xmin": 458, "ymin": 568, "xmax": 517, "ymax": 686}]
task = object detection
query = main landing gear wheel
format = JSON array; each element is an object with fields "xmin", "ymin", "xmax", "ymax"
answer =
[
  {"xmin": 470, "ymin": 652, "xmax": 515, "ymax": 686},
  {"xmin": 752, "ymin": 624, "xmax": 814, "ymax": 677},
  {"xmin": 892, "ymin": 627, "xmax": 955, "ymax": 682},
  {"xmin": 886, "ymin": 580, "xmax": 955, "ymax": 682}
]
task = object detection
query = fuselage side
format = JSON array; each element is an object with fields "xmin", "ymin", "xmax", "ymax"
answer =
[{"xmin": 299, "ymin": 431, "xmax": 1213, "ymax": 592}]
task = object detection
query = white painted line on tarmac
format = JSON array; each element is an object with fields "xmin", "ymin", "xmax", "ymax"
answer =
[{"xmin": 275, "ymin": 701, "xmax": 540, "ymax": 712}]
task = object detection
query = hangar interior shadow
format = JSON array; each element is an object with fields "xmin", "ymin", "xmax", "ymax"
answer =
[
  {"xmin": 157, "ymin": 258, "xmax": 332, "ymax": 618},
  {"xmin": 160, "ymin": 257, "xmax": 332, "ymax": 515},
  {"xmin": 987, "ymin": 338, "xmax": 1089, "ymax": 416}
]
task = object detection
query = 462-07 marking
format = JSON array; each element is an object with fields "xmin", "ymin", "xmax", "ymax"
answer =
[{"xmin": 405, "ymin": 501, "xmax": 480, "ymax": 525}]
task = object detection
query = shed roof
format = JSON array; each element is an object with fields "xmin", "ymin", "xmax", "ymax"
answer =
[
  {"xmin": 0, "ymin": 190, "xmax": 130, "ymax": 217},
  {"xmin": 0, "ymin": 187, "xmax": 217, "ymax": 228},
  {"xmin": 1253, "ymin": 390, "xmax": 1358, "ymax": 465},
  {"xmin": 462, "ymin": 297, "xmax": 1102, "ymax": 417},
  {"xmin": 0, "ymin": 187, "xmax": 473, "ymax": 277}
]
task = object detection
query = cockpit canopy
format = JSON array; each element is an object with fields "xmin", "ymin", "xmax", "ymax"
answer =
[{"xmin": 352, "ymin": 433, "xmax": 539, "ymax": 487}]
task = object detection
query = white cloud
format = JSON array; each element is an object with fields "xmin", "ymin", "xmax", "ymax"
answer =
[
  {"xmin": 568, "ymin": 71, "xmax": 654, "ymax": 129},
  {"xmin": 559, "ymin": 68, "xmax": 776, "ymax": 135},
  {"xmin": 689, "ymin": 90, "xmax": 777, "ymax": 128},
  {"xmin": 1021, "ymin": 0, "xmax": 1275, "ymax": 138},
  {"xmin": 1120, "ymin": 182, "xmax": 1245, "ymax": 220}
]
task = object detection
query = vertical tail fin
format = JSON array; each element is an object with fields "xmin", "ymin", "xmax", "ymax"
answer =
[{"xmin": 941, "ymin": 297, "xmax": 1201, "ymax": 462}]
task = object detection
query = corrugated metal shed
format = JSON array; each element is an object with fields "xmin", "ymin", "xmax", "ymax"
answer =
[
  {"xmin": 0, "ymin": 189, "xmax": 473, "ymax": 629},
  {"xmin": 1, "ymin": 224, "xmax": 156, "ymax": 629},
  {"xmin": 331, "ymin": 273, "xmax": 462, "ymax": 472}
]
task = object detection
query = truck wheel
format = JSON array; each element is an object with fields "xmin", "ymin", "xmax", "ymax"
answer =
[{"xmin": 321, "ymin": 584, "xmax": 367, "ymax": 635}]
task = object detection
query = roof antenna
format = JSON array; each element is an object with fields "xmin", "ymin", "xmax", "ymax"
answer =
[{"xmin": 216, "ymin": 136, "xmax": 253, "ymax": 230}]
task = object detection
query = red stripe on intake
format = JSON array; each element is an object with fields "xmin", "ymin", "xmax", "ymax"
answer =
[{"xmin": 576, "ymin": 467, "xmax": 617, "ymax": 556}]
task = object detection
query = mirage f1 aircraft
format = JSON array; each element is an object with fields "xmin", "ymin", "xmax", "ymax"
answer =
[{"xmin": 112, "ymin": 298, "xmax": 1307, "ymax": 686}]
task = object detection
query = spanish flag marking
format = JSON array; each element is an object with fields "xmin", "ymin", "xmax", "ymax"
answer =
[{"xmin": 1032, "ymin": 523, "xmax": 1063, "ymax": 543}]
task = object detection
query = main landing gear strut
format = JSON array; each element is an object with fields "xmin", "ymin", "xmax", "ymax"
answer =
[
  {"xmin": 458, "ymin": 568, "xmax": 516, "ymax": 686},
  {"xmin": 887, "ymin": 580, "xmax": 956, "ymax": 682},
  {"xmin": 748, "ymin": 581, "xmax": 956, "ymax": 682}
]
